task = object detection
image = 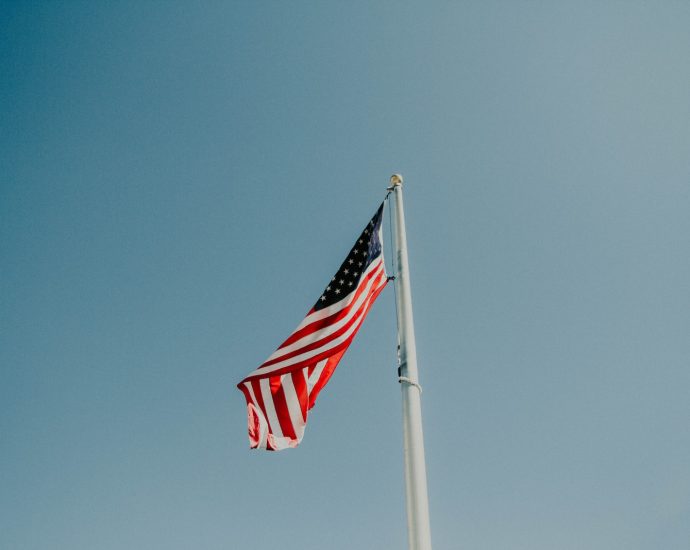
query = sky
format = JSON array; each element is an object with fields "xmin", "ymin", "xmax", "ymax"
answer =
[{"xmin": 2, "ymin": 2, "xmax": 689, "ymax": 549}]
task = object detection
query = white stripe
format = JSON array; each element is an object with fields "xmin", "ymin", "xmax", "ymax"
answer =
[
  {"xmin": 252, "ymin": 275, "xmax": 386, "ymax": 377},
  {"xmin": 264, "ymin": 260, "xmax": 385, "ymax": 364},
  {"xmin": 245, "ymin": 273, "xmax": 387, "ymax": 378},
  {"xmin": 377, "ymin": 224, "xmax": 386, "ymax": 278},
  {"xmin": 245, "ymin": 381, "xmax": 268, "ymax": 449},
  {"xmin": 293, "ymin": 259, "xmax": 383, "ymax": 331},
  {"xmin": 269, "ymin": 435, "xmax": 293, "ymax": 451},
  {"xmin": 282, "ymin": 374, "xmax": 306, "ymax": 442},
  {"xmin": 308, "ymin": 359, "xmax": 328, "ymax": 394},
  {"xmin": 259, "ymin": 272, "xmax": 384, "ymax": 375},
  {"xmin": 259, "ymin": 378, "xmax": 284, "ymax": 439}
]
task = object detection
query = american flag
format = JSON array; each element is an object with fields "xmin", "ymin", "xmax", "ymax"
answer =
[{"xmin": 237, "ymin": 203, "xmax": 388, "ymax": 450}]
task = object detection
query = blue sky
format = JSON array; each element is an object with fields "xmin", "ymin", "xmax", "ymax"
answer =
[{"xmin": 2, "ymin": 2, "xmax": 689, "ymax": 549}]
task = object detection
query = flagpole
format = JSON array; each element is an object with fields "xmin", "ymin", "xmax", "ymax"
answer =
[{"xmin": 389, "ymin": 174, "xmax": 432, "ymax": 550}]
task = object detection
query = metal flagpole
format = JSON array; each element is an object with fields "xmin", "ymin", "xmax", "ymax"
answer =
[{"xmin": 388, "ymin": 174, "xmax": 432, "ymax": 550}]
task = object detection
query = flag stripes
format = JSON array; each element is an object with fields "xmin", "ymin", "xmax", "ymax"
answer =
[
  {"xmin": 237, "ymin": 204, "xmax": 387, "ymax": 450},
  {"xmin": 243, "ymin": 260, "xmax": 386, "ymax": 379}
]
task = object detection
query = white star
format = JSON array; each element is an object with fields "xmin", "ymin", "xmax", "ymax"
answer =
[
  {"xmin": 354, "ymin": 272, "xmax": 359, "ymax": 277},
  {"xmin": 335, "ymin": 288, "xmax": 341, "ymax": 294},
  {"xmin": 344, "ymin": 269, "xmax": 349, "ymax": 274},
  {"xmin": 326, "ymin": 286, "xmax": 331, "ymax": 291},
  {"xmin": 358, "ymin": 261, "xmax": 363, "ymax": 267},
  {"xmin": 353, "ymin": 249, "xmax": 358, "ymax": 254},
  {"xmin": 320, "ymin": 295, "xmax": 326, "ymax": 301},
  {"xmin": 359, "ymin": 239, "xmax": 364, "ymax": 244},
  {"xmin": 339, "ymin": 279, "xmax": 344, "ymax": 285},
  {"xmin": 348, "ymin": 259, "xmax": 354, "ymax": 264},
  {"xmin": 348, "ymin": 281, "xmax": 353, "ymax": 286}
]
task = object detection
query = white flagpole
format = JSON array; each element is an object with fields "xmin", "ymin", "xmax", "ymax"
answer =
[{"xmin": 389, "ymin": 174, "xmax": 432, "ymax": 550}]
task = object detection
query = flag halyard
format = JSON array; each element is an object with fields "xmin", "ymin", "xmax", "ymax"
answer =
[{"xmin": 237, "ymin": 203, "xmax": 388, "ymax": 450}]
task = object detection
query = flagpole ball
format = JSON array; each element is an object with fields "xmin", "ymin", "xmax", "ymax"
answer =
[{"xmin": 390, "ymin": 174, "xmax": 404, "ymax": 186}]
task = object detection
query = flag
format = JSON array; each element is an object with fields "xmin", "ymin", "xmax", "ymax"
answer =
[{"xmin": 237, "ymin": 203, "xmax": 388, "ymax": 450}]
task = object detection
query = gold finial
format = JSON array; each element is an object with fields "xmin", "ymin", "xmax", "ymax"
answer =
[{"xmin": 390, "ymin": 174, "xmax": 403, "ymax": 186}]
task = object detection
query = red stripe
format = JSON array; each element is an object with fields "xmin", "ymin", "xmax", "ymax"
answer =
[
  {"xmin": 250, "ymin": 379, "xmax": 267, "ymax": 422},
  {"xmin": 242, "ymin": 280, "xmax": 387, "ymax": 382},
  {"xmin": 239, "ymin": 382, "xmax": 252, "ymax": 405},
  {"xmin": 308, "ymin": 349, "xmax": 346, "ymax": 409},
  {"xmin": 245, "ymin": 339, "xmax": 353, "ymax": 384},
  {"xmin": 258, "ymin": 272, "xmax": 386, "ymax": 369},
  {"xmin": 241, "ymin": 278, "xmax": 387, "ymax": 384},
  {"xmin": 276, "ymin": 262, "xmax": 385, "ymax": 349},
  {"xmin": 270, "ymin": 375, "xmax": 297, "ymax": 440},
  {"xmin": 307, "ymin": 279, "xmax": 386, "ymax": 407},
  {"xmin": 238, "ymin": 384, "xmax": 260, "ymax": 449},
  {"xmin": 291, "ymin": 369, "xmax": 308, "ymax": 421},
  {"xmin": 249, "ymin": 378, "xmax": 277, "ymax": 451}
]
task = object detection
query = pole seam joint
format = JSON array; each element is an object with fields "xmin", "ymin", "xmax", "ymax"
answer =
[{"xmin": 398, "ymin": 376, "xmax": 423, "ymax": 394}]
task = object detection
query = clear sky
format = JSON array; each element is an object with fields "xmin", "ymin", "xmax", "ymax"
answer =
[{"xmin": 2, "ymin": 2, "xmax": 689, "ymax": 549}]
